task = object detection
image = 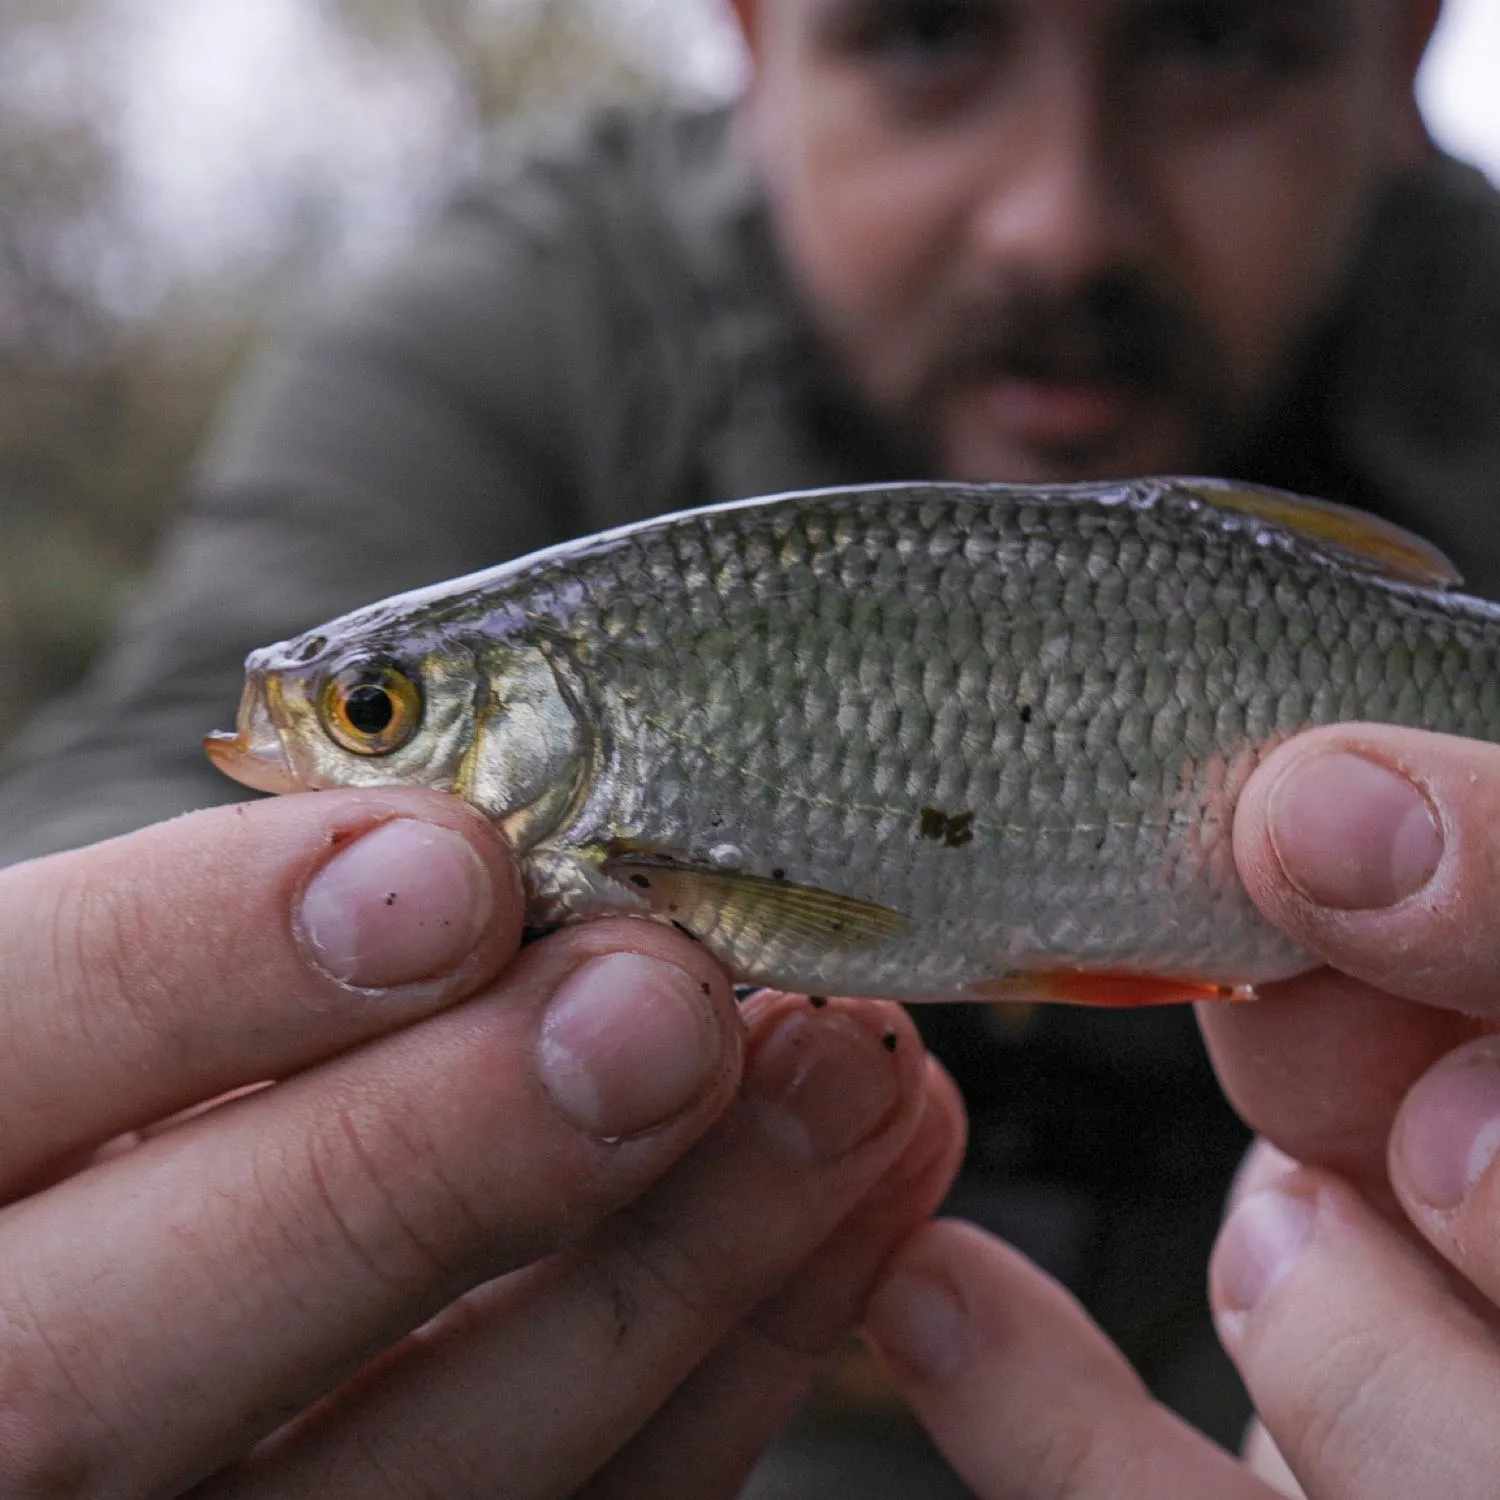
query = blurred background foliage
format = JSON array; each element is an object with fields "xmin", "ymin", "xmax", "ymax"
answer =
[{"xmin": 0, "ymin": 0, "xmax": 738, "ymax": 747}]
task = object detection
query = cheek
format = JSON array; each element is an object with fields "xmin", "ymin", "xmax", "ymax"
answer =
[
  {"xmin": 758, "ymin": 84, "xmax": 976, "ymax": 388},
  {"xmin": 1158, "ymin": 96, "xmax": 1388, "ymax": 398}
]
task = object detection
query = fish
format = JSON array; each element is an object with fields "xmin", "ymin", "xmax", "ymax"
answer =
[{"xmin": 205, "ymin": 476, "xmax": 1496, "ymax": 1006}]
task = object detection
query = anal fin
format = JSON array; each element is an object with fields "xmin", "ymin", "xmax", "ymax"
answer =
[{"xmin": 970, "ymin": 970, "xmax": 1259, "ymax": 1008}]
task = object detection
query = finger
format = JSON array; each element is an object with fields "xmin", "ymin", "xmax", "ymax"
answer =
[
  {"xmin": 0, "ymin": 918, "xmax": 741, "ymax": 1498},
  {"xmin": 201, "ymin": 993, "xmax": 932, "ymax": 1500},
  {"xmin": 1390, "ymin": 1035, "xmax": 1500, "ymax": 1308},
  {"xmin": 0, "ymin": 788, "xmax": 522, "ymax": 1194},
  {"xmin": 1212, "ymin": 1167, "xmax": 1500, "ymax": 1500},
  {"xmin": 1199, "ymin": 973, "xmax": 1476, "ymax": 1192},
  {"xmin": 579, "ymin": 1056, "xmax": 967, "ymax": 1500},
  {"xmin": 1242, "ymin": 1421, "xmax": 1305, "ymax": 1498},
  {"xmin": 1227, "ymin": 1139, "xmax": 1297, "ymax": 1213},
  {"xmin": 1233, "ymin": 724, "xmax": 1500, "ymax": 1013},
  {"xmin": 863, "ymin": 1220, "xmax": 1272, "ymax": 1500}
]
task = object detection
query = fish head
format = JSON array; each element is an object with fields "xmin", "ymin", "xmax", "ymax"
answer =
[
  {"xmin": 204, "ymin": 622, "xmax": 479, "ymax": 799},
  {"xmin": 205, "ymin": 614, "xmax": 593, "ymax": 849}
]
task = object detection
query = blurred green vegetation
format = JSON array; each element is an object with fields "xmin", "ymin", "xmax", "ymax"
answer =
[{"xmin": 0, "ymin": 0, "xmax": 696, "ymax": 747}]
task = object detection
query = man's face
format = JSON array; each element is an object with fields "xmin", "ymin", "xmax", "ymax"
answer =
[{"xmin": 736, "ymin": 0, "xmax": 1433, "ymax": 482}]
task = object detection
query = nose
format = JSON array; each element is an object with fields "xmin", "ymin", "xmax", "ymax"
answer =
[{"xmin": 967, "ymin": 60, "xmax": 1148, "ymax": 287}]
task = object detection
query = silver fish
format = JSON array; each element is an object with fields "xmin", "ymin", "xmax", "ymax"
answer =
[{"xmin": 206, "ymin": 477, "xmax": 1494, "ymax": 1005}]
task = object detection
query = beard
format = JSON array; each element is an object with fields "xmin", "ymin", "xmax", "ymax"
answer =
[{"xmin": 880, "ymin": 268, "xmax": 1266, "ymax": 479}]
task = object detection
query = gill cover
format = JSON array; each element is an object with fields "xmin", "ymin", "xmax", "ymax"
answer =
[{"xmin": 456, "ymin": 640, "xmax": 593, "ymax": 849}]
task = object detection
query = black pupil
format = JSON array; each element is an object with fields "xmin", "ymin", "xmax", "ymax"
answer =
[{"xmin": 345, "ymin": 683, "xmax": 395, "ymax": 736}]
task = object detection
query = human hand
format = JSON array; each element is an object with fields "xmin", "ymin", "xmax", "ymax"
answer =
[
  {"xmin": 1201, "ymin": 722, "xmax": 1500, "ymax": 1496},
  {"xmin": 0, "ymin": 788, "xmax": 963, "ymax": 1497},
  {"xmin": 858, "ymin": 724, "xmax": 1500, "ymax": 1498}
]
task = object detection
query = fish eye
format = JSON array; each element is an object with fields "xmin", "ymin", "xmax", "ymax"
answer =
[{"xmin": 319, "ymin": 662, "xmax": 422, "ymax": 756}]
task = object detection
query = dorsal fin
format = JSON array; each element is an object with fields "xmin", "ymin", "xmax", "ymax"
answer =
[{"xmin": 1177, "ymin": 479, "xmax": 1462, "ymax": 589}]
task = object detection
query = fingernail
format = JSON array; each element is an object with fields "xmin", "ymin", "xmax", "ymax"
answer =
[
  {"xmin": 537, "ymin": 953, "xmax": 723, "ymax": 1138},
  {"xmin": 300, "ymin": 820, "xmax": 493, "ymax": 988},
  {"xmin": 1214, "ymin": 1188, "xmax": 1316, "ymax": 1335},
  {"xmin": 865, "ymin": 1268, "xmax": 967, "ymax": 1383},
  {"xmin": 1397, "ymin": 1043, "xmax": 1500, "ymax": 1210},
  {"xmin": 742, "ymin": 1009, "xmax": 902, "ymax": 1164},
  {"xmin": 1267, "ymin": 751, "xmax": 1441, "ymax": 909}
]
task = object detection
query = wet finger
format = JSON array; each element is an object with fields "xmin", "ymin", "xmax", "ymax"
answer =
[
  {"xmin": 1234, "ymin": 725, "xmax": 1500, "ymax": 1014},
  {"xmin": 1199, "ymin": 973, "xmax": 1476, "ymax": 1192},
  {"xmin": 864, "ymin": 1219, "xmax": 1271, "ymax": 1499},
  {"xmin": 0, "ymin": 918, "xmax": 740, "ymax": 1498},
  {"xmin": 0, "ymin": 789, "xmax": 521, "ymax": 1195},
  {"xmin": 199, "ymin": 994, "xmax": 931, "ymax": 1500},
  {"xmin": 579, "ymin": 1057, "xmax": 967, "ymax": 1500},
  {"xmin": 1212, "ymin": 1168, "xmax": 1500, "ymax": 1500},
  {"xmin": 1390, "ymin": 1035, "xmax": 1500, "ymax": 1310}
]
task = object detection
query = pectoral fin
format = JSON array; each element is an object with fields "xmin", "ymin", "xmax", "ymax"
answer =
[
  {"xmin": 601, "ymin": 857, "xmax": 914, "ymax": 953},
  {"xmin": 1182, "ymin": 479, "xmax": 1462, "ymax": 588}
]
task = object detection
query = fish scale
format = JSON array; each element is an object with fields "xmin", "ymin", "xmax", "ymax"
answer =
[{"xmin": 207, "ymin": 478, "xmax": 1500, "ymax": 1005}]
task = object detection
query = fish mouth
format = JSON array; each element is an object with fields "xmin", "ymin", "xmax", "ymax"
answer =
[{"xmin": 203, "ymin": 679, "xmax": 303, "ymax": 795}]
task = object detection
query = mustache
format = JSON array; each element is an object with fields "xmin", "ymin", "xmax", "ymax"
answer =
[{"xmin": 924, "ymin": 274, "xmax": 1212, "ymax": 394}]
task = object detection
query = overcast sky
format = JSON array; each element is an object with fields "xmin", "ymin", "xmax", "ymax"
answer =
[
  {"xmin": 1418, "ymin": 0, "xmax": 1500, "ymax": 173},
  {"xmin": 120, "ymin": 0, "xmax": 1500, "ymax": 281}
]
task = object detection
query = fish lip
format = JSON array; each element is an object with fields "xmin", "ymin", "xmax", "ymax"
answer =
[
  {"xmin": 203, "ymin": 679, "xmax": 303, "ymax": 795},
  {"xmin": 202, "ymin": 728, "xmax": 303, "ymax": 795}
]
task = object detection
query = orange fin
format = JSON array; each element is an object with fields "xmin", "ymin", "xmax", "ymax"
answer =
[
  {"xmin": 969, "ymin": 970, "xmax": 1259, "ymax": 1008},
  {"xmin": 1180, "ymin": 478, "xmax": 1462, "ymax": 588},
  {"xmin": 600, "ymin": 856, "xmax": 913, "ymax": 951}
]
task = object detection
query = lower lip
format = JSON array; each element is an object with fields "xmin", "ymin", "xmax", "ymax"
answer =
[
  {"xmin": 202, "ymin": 728, "xmax": 301, "ymax": 795},
  {"xmin": 963, "ymin": 377, "xmax": 1135, "ymax": 449}
]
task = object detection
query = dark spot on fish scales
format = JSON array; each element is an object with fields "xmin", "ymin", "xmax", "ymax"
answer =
[
  {"xmin": 772, "ymin": 868, "xmax": 786, "ymax": 882},
  {"xmin": 919, "ymin": 808, "xmax": 975, "ymax": 848},
  {"xmin": 700, "ymin": 981, "xmax": 712, "ymax": 997},
  {"xmin": 808, "ymin": 995, "xmax": 828, "ymax": 1008},
  {"xmin": 629, "ymin": 874, "xmax": 651, "ymax": 890},
  {"xmin": 384, "ymin": 893, "xmax": 397, "ymax": 906},
  {"xmin": 945, "ymin": 812, "xmax": 975, "ymax": 848},
  {"xmin": 1019, "ymin": 704, "xmax": 1033, "ymax": 725},
  {"xmin": 882, "ymin": 1031, "xmax": 899, "ymax": 1052}
]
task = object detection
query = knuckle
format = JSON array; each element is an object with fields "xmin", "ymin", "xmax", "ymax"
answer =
[
  {"xmin": 0, "ymin": 1324, "xmax": 114, "ymax": 1499},
  {"xmin": 0, "ymin": 1426, "xmax": 95, "ymax": 1500},
  {"xmin": 597, "ymin": 1199, "xmax": 749, "ymax": 1342},
  {"xmin": 1009, "ymin": 1413, "xmax": 1109, "ymax": 1500},
  {"xmin": 290, "ymin": 1088, "xmax": 492, "ymax": 1294},
  {"xmin": 1270, "ymin": 1322, "xmax": 1402, "ymax": 1488},
  {"xmin": 54, "ymin": 864, "xmax": 175, "ymax": 1049}
]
